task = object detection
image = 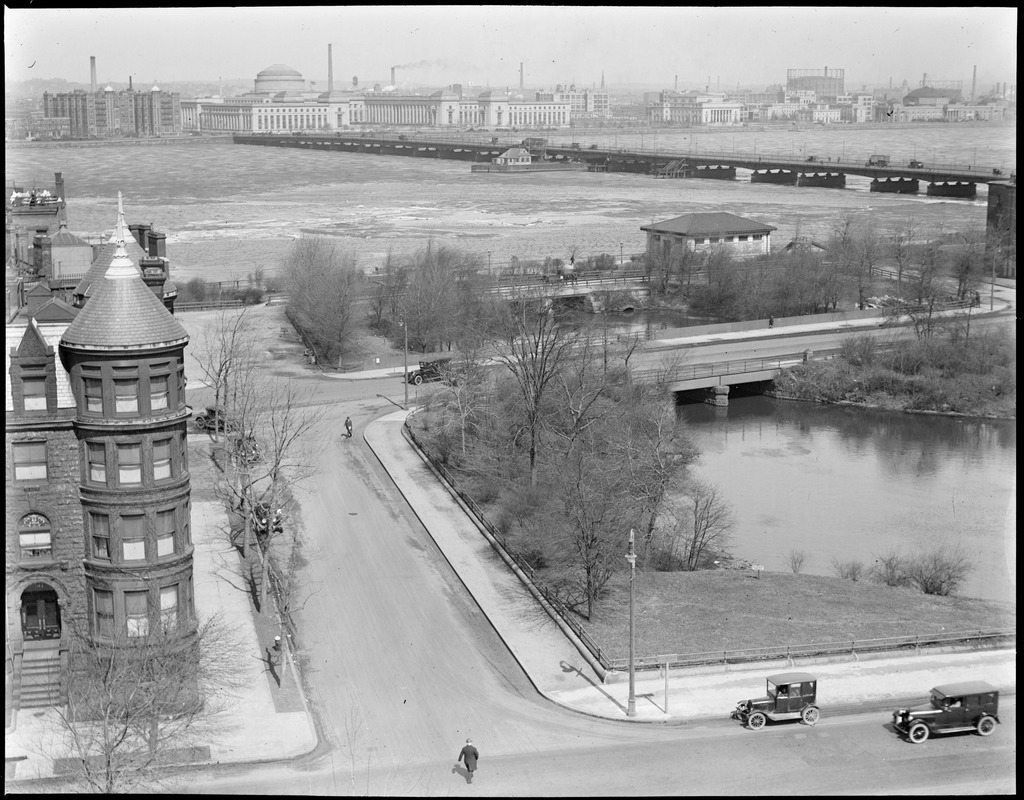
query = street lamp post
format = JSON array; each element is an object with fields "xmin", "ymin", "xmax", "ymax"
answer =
[
  {"xmin": 487, "ymin": 250, "xmax": 492, "ymax": 273},
  {"xmin": 620, "ymin": 242, "xmax": 624, "ymax": 268},
  {"xmin": 626, "ymin": 528, "xmax": 637, "ymax": 718}
]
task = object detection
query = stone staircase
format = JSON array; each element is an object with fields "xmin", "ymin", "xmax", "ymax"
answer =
[{"xmin": 18, "ymin": 641, "xmax": 62, "ymax": 709}]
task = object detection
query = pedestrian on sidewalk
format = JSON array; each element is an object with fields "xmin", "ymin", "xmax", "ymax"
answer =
[
  {"xmin": 344, "ymin": 416, "xmax": 353, "ymax": 438},
  {"xmin": 768, "ymin": 315, "xmax": 775, "ymax": 329},
  {"xmin": 458, "ymin": 738, "xmax": 479, "ymax": 783}
]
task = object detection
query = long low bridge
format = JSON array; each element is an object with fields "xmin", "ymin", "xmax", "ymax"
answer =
[{"xmin": 233, "ymin": 133, "xmax": 1013, "ymax": 198}]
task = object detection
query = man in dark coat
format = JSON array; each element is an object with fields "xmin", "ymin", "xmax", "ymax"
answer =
[{"xmin": 458, "ymin": 738, "xmax": 479, "ymax": 782}]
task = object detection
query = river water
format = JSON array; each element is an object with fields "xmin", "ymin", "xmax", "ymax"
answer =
[
  {"xmin": 681, "ymin": 398, "xmax": 1015, "ymax": 603},
  {"xmin": 5, "ymin": 123, "xmax": 1015, "ymax": 602}
]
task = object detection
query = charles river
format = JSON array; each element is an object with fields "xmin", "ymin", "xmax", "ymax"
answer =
[{"xmin": 6, "ymin": 122, "xmax": 1015, "ymax": 603}]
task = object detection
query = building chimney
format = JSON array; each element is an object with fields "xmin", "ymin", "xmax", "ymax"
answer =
[
  {"xmin": 328, "ymin": 44, "xmax": 334, "ymax": 92},
  {"xmin": 675, "ymin": 75, "xmax": 678, "ymax": 91},
  {"xmin": 391, "ymin": 66, "xmax": 396, "ymax": 86},
  {"xmin": 90, "ymin": 56, "xmax": 97, "ymax": 93},
  {"xmin": 923, "ymin": 73, "xmax": 927, "ymax": 88}
]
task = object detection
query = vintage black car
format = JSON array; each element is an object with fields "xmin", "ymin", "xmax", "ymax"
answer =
[
  {"xmin": 892, "ymin": 681, "xmax": 999, "ymax": 743},
  {"xmin": 732, "ymin": 672, "xmax": 820, "ymax": 729},
  {"xmin": 406, "ymin": 358, "xmax": 453, "ymax": 385},
  {"xmin": 194, "ymin": 406, "xmax": 237, "ymax": 432},
  {"xmin": 907, "ymin": 159, "xmax": 925, "ymax": 168}
]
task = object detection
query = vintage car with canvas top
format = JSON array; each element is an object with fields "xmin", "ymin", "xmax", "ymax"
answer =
[
  {"xmin": 732, "ymin": 672, "xmax": 820, "ymax": 729},
  {"xmin": 891, "ymin": 681, "xmax": 999, "ymax": 743}
]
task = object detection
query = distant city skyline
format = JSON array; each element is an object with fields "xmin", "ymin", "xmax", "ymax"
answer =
[{"xmin": 4, "ymin": 6, "xmax": 1018, "ymax": 94}]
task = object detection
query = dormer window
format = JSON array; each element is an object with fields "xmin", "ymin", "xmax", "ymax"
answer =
[{"xmin": 23, "ymin": 377, "xmax": 47, "ymax": 411}]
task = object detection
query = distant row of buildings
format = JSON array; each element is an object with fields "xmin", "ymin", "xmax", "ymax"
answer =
[{"xmin": 7, "ymin": 60, "xmax": 1016, "ymax": 141}]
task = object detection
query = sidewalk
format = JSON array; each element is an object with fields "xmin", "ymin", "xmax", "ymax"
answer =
[
  {"xmin": 365, "ymin": 410, "xmax": 1015, "ymax": 724},
  {"xmin": 5, "ymin": 496, "xmax": 318, "ymax": 783}
]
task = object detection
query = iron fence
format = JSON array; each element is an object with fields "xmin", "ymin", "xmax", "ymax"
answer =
[{"xmin": 608, "ymin": 628, "xmax": 1016, "ymax": 671}]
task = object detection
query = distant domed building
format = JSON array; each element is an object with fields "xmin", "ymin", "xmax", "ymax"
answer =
[{"xmin": 254, "ymin": 64, "xmax": 305, "ymax": 95}]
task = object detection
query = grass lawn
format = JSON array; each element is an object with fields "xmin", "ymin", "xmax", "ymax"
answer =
[{"xmin": 578, "ymin": 569, "xmax": 1016, "ymax": 662}]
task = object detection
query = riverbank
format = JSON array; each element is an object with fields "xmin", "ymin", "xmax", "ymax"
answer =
[
  {"xmin": 769, "ymin": 336, "xmax": 1016, "ymax": 420},
  {"xmin": 4, "ymin": 134, "xmax": 235, "ymax": 148},
  {"xmin": 581, "ymin": 569, "xmax": 1014, "ymax": 662}
]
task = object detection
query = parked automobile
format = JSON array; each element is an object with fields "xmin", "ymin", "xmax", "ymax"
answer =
[
  {"xmin": 251, "ymin": 503, "xmax": 284, "ymax": 536},
  {"xmin": 406, "ymin": 358, "xmax": 453, "ymax": 385},
  {"xmin": 891, "ymin": 681, "xmax": 999, "ymax": 743},
  {"xmin": 732, "ymin": 672, "xmax": 820, "ymax": 729},
  {"xmin": 908, "ymin": 159, "xmax": 925, "ymax": 168},
  {"xmin": 194, "ymin": 406, "xmax": 237, "ymax": 432}
]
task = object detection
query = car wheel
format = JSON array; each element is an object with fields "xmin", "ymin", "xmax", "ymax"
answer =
[
  {"xmin": 195, "ymin": 416, "xmax": 208, "ymax": 430},
  {"xmin": 908, "ymin": 722, "xmax": 929, "ymax": 743},
  {"xmin": 976, "ymin": 715, "xmax": 996, "ymax": 736},
  {"xmin": 747, "ymin": 712, "xmax": 766, "ymax": 731},
  {"xmin": 413, "ymin": 375, "xmax": 423, "ymax": 385},
  {"xmin": 802, "ymin": 706, "xmax": 820, "ymax": 726}
]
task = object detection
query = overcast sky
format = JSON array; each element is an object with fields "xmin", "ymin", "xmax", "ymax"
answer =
[{"xmin": 4, "ymin": 6, "xmax": 1018, "ymax": 92}]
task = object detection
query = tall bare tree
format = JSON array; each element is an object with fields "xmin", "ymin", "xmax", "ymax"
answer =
[
  {"xmin": 675, "ymin": 479, "xmax": 734, "ymax": 571},
  {"xmin": 285, "ymin": 236, "xmax": 364, "ymax": 365},
  {"xmin": 490, "ymin": 289, "xmax": 581, "ymax": 486}
]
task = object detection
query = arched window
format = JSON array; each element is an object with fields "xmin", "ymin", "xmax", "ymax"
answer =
[{"xmin": 19, "ymin": 513, "xmax": 52, "ymax": 560}]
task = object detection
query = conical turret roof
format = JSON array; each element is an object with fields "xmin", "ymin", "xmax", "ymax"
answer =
[{"xmin": 62, "ymin": 193, "xmax": 188, "ymax": 352}]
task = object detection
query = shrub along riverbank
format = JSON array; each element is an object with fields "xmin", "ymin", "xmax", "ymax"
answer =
[{"xmin": 770, "ymin": 327, "xmax": 1016, "ymax": 419}]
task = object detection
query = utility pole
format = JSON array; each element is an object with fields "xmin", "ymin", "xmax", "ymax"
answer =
[{"xmin": 626, "ymin": 528, "xmax": 637, "ymax": 718}]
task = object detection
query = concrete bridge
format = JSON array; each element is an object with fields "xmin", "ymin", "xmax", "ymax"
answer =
[{"xmin": 233, "ymin": 133, "xmax": 1011, "ymax": 198}]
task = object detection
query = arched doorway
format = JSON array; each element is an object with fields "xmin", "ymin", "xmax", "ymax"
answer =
[{"xmin": 21, "ymin": 582, "xmax": 61, "ymax": 640}]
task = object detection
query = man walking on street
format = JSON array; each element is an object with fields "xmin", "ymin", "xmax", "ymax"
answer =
[{"xmin": 458, "ymin": 738, "xmax": 479, "ymax": 783}]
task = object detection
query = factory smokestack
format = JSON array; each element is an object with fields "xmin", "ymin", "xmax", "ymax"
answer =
[
  {"xmin": 675, "ymin": 74, "xmax": 678, "ymax": 91},
  {"xmin": 90, "ymin": 56, "xmax": 96, "ymax": 93},
  {"xmin": 391, "ymin": 66, "xmax": 396, "ymax": 87},
  {"xmin": 328, "ymin": 44, "xmax": 334, "ymax": 92},
  {"xmin": 520, "ymin": 62, "xmax": 523, "ymax": 90}
]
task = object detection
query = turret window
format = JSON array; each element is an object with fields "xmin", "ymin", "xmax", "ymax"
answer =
[
  {"xmin": 87, "ymin": 442, "xmax": 107, "ymax": 482},
  {"xmin": 84, "ymin": 377, "xmax": 103, "ymax": 412},
  {"xmin": 156, "ymin": 509, "xmax": 176, "ymax": 557},
  {"xmin": 91, "ymin": 512, "xmax": 110, "ymax": 559},
  {"xmin": 125, "ymin": 591, "xmax": 149, "ymax": 637},
  {"xmin": 93, "ymin": 589, "xmax": 115, "ymax": 638},
  {"xmin": 160, "ymin": 585, "xmax": 179, "ymax": 631},
  {"xmin": 121, "ymin": 514, "xmax": 146, "ymax": 560},
  {"xmin": 114, "ymin": 379, "xmax": 139, "ymax": 413},
  {"xmin": 117, "ymin": 443, "xmax": 142, "ymax": 484},
  {"xmin": 150, "ymin": 374, "xmax": 169, "ymax": 411},
  {"xmin": 153, "ymin": 438, "xmax": 173, "ymax": 480}
]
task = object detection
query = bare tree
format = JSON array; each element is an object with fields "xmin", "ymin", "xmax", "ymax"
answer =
[
  {"xmin": 870, "ymin": 548, "xmax": 912, "ymax": 587},
  {"xmin": 786, "ymin": 549, "xmax": 808, "ymax": 574},
  {"xmin": 678, "ymin": 479, "xmax": 734, "ymax": 571},
  {"xmin": 889, "ymin": 218, "xmax": 916, "ymax": 300},
  {"xmin": 243, "ymin": 378, "xmax": 326, "ymax": 613},
  {"xmin": 48, "ymin": 617, "xmax": 243, "ymax": 793},
  {"xmin": 490, "ymin": 288, "xmax": 581, "ymax": 486},
  {"xmin": 285, "ymin": 236, "xmax": 364, "ymax": 365},
  {"xmin": 553, "ymin": 444, "xmax": 636, "ymax": 619}
]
